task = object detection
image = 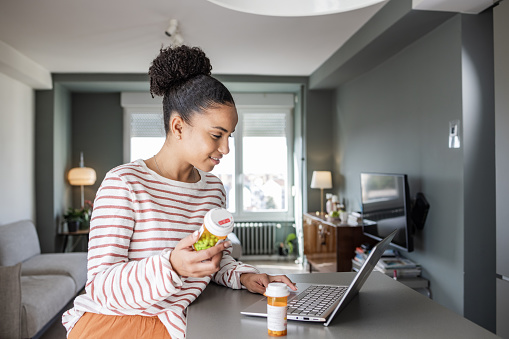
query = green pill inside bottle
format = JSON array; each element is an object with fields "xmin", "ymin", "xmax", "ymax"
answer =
[{"xmin": 193, "ymin": 208, "xmax": 234, "ymax": 251}]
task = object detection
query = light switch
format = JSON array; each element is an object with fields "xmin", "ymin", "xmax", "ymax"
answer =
[{"xmin": 449, "ymin": 120, "xmax": 460, "ymax": 149}]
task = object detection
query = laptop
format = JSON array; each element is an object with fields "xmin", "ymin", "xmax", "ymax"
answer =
[{"xmin": 241, "ymin": 229, "xmax": 397, "ymax": 327}]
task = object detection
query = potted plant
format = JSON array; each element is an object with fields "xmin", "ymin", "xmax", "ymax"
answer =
[
  {"xmin": 63, "ymin": 207, "xmax": 85, "ymax": 232},
  {"xmin": 278, "ymin": 233, "xmax": 297, "ymax": 257},
  {"xmin": 63, "ymin": 200, "xmax": 93, "ymax": 232}
]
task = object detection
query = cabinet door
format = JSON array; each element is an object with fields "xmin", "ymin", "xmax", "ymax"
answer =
[
  {"xmin": 336, "ymin": 227, "xmax": 364, "ymax": 272},
  {"xmin": 303, "ymin": 216, "xmax": 336, "ymax": 255},
  {"xmin": 303, "ymin": 216, "xmax": 317, "ymax": 255}
]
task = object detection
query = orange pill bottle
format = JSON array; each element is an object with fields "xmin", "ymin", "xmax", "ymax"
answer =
[
  {"xmin": 193, "ymin": 208, "xmax": 234, "ymax": 251},
  {"xmin": 265, "ymin": 282, "xmax": 290, "ymax": 336}
]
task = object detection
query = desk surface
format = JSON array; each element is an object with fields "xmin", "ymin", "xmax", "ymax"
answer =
[{"xmin": 187, "ymin": 272, "xmax": 498, "ymax": 339}]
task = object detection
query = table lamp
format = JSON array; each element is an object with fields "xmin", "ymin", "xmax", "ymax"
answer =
[
  {"xmin": 68, "ymin": 152, "xmax": 96, "ymax": 208},
  {"xmin": 310, "ymin": 171, "xmax": 332, "ymax": 215}
]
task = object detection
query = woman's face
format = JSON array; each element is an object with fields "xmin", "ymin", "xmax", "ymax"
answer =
[{"xmin": 180, "ymin": 104, "xmax": 238, "ymax": 172}]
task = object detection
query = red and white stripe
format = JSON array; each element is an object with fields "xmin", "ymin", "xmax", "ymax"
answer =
[{"xmin": 62, "ymin": 160, "xmax": 258, "ymax": 339}]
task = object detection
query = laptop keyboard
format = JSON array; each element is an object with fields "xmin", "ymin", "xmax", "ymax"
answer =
[{"xmin": 287, "ymin": 285, "xmax": 348, "ymax": 316}]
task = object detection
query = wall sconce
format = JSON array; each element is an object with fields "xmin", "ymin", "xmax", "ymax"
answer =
[
  {"xmin": 310, "ymin": 171, "xmax": 332, "ymax": 215},
  {"xmin": 68, "ymin": 152, "xmax": 96, "ymax": 208}
]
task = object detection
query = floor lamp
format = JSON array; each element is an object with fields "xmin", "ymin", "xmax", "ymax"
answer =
[
  {"xmin": 68, "ymin": 152, "xmax": 96, "ymax": 208},
  {"xmin": 310, "ymin": 171, "xmax": 332, "ymax": 216}
]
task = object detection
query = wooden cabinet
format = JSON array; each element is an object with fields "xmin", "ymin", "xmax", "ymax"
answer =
[{"xmin": 303, "ymin": 213, "xmax": 365, "ymax": 272}]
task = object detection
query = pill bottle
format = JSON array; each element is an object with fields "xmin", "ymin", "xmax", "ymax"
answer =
[
  {"xmin": 265, "ymin": 282, "xmax": 290, "ymax": 336},
  {"xmin": 193, "ymin": 208, "xmax": 234, "ymax": 251}
]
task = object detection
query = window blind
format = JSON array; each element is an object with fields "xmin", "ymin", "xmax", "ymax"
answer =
[
  {"xmin": 243, "ymin": 113, "xmax": 286, "ymax": 137},
  {"xmin": 130, "ymin": 113, "xmax": 165, "ymax": 137}
]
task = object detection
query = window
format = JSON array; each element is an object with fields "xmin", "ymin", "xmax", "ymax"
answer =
[
  {"xmin": 126, "ymin": 110, "xmax": 165, "ymax": 161},
  {"xmin": 121, "ymin": 93, "xmax": 166, "ymax": 163},
  {"xmin": 122, "ymin": 92, "xmax": 295, "ymax": 222},
  {"xmin": 212, "ymin": 93, "xmax": 295, "ymax": 222}
]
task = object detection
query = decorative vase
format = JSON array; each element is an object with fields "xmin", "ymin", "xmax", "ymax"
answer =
[{"xmin": 67, "ymin": 221, "xmax": 80, "ymax": 232}]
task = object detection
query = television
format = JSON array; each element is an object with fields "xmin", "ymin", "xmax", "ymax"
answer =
[{"xmin": 360, "ymin": 172, "xmax": 414, "ymax": 252}]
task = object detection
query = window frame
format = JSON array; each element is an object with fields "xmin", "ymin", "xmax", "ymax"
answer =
[{"xmin": 231, "ymin": 106, "xmax": 294, "ymax": 222}]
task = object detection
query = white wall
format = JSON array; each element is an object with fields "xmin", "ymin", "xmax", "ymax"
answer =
[{"xmin": 0, "ymin": 72, "xmax": 35, "ymax": 224}]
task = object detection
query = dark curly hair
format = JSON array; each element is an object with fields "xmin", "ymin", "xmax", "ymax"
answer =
[{"xmin": 149, "ymin": 45, "xmax": 235, "ymax": 134}]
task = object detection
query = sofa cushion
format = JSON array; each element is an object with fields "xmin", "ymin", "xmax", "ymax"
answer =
[
  {"xmin": 0, "ymin": 220, "xmax": 41, "ymax": 266},
  {"xmin": 20, "ymin": 275, "xmax": 76, "ymax": 338},
  {"xmin": 21, "ymin": 252, "xmax": 88, "ymax": 294},
  {"xmin": 0, "ymin": 263, "xmax": 22, "ymax": 339}
]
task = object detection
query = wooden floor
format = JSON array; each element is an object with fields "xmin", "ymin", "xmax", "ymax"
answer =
[{"xmin": 40, "ymin": 258, "xmax": 306, "ymax": 339}]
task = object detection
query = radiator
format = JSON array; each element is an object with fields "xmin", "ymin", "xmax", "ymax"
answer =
[{"xmin": 233, "ymin": 222, "xmax": 277, "ymax": 256}]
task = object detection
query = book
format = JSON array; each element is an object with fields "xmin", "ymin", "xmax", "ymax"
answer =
[
  {"xmin": 352, "ymin": 259, "xmax": 422, "ymax": 278},
  {"xmin": 377, "ymin": 257, "xmax": 417, "ymax": 270},
  {"xmin": 388, "ymin": 267, "xmax": 422, "ymax": 278},
  {"xmin": 352, "ymin": 249, "xmax": 422, "ymax": 278}
]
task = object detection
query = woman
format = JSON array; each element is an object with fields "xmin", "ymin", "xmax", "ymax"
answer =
[{"xmin": 62, "ymin": 45, "xmax": 296, "ymax": 339}]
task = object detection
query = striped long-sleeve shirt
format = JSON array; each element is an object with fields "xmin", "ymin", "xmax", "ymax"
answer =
[{"xmin": 62, "ymin": 159, "xmax": 259, "ymax": 338}]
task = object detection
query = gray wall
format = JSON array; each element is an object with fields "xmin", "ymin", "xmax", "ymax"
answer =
[
  {"xmin": 71, "ymin": 93, "xmax": 124, "ymax": 206},
  {"xmin": 495, "ymin": 0, "xmax": 509, "ymax": 281},
  {"xmin": 461, "ymin": 12, "xmax": 496, "ymax": 331},
  {"xmin": 305, "ymin": 90, "xmax": 335, "ymax": 213},
  {"xmin": 35, "ymin": 83, "xmax": 71, "ymax": 252},
  {"xmin": 494, "ymin": 1, "xmax": 509, "ymax": 337},
  {"xmin": 335, "ymin": 15, "xmax": 465, "ymax": 315}
]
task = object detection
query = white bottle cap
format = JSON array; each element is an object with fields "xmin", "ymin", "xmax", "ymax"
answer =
[
  {"xmin": 265, "ymin": 282, "xmax": 290, "ymax": 298},
  {"xmin": 204, "ymin": 208, "xmax": 234, "ymax": 237}
]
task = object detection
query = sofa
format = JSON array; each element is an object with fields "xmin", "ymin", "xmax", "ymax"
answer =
[{"xmin": 0, "ymin": 220, "xmax": 87, "ymax": 339}]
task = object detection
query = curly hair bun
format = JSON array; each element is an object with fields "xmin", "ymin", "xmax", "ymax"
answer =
[{"xmin": 149, "ymin": 45, "xmax": 212, "ymax": 97}]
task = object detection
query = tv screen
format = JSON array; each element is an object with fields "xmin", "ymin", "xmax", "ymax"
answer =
[{"xmin": 360, "ymin": 172, "xmax": 413, "ymax": 252}]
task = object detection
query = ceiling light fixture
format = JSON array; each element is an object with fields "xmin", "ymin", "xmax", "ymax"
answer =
[
  {"xmin": 165, "ymin": 19, "xmax": 184, "ymax": 46},
  {"xmin": 207, "ymin": 0, "xmax": 386, "ymax": 16}
]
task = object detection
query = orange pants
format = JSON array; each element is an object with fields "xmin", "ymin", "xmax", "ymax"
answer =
[{"xmin": 68, "ymin": 312, "xmax": 172, "ymax": 339}]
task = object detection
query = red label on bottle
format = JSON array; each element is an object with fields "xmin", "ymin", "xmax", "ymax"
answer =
[{"xmin": 218, "ymin": 218, "xmax": 231, "ymax": 225}]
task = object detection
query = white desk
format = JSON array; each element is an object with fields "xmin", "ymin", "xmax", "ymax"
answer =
[{"xmin": 187, "ymin": 272, "xmax": 498, "ymax": 339}]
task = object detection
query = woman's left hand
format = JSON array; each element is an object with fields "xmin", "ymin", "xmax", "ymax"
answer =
[{"xmin": 240, "ymin": 273, "xmax": 297, "ymax": 294}]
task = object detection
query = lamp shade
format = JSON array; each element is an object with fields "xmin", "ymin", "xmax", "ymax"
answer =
[
  {"xmin": 68, "ymin": 167, "xmax": 96, "ymax": 186},
  {"xmin": 310, "ymin": 171, "xmax": 332, "ymax": 189}
]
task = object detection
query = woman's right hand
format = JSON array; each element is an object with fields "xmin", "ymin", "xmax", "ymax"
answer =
[{"xmin": 169, "ymin": 230, "xmax": 231, "ymax": 277}]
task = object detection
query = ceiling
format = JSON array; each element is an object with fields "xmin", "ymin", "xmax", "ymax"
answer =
[{"xmin": 0, "ymin": 0, "xmax": 497, "ymax": 79}]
